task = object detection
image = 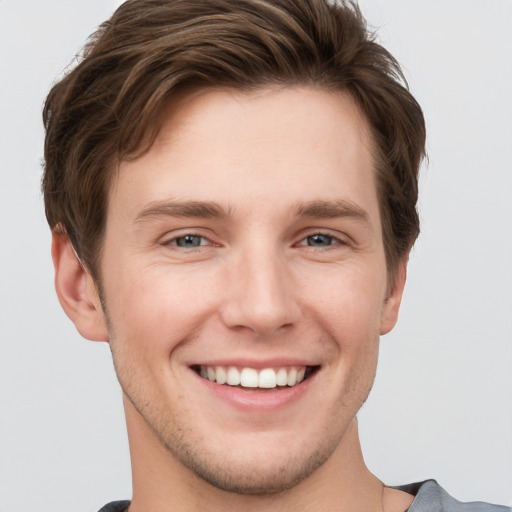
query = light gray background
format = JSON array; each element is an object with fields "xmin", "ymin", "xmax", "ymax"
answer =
[{"xmin": 0, "ymin": 1, "xmax": 511, "ymax": 511}]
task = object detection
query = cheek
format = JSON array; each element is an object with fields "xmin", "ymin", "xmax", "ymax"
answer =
[
  {"xmin": 302, "ymin": 263, "xmax": 386, "ymax": 342},
  {"xmin": 103, "ymin": 262, "xmax": 218, "ymax": 356}
]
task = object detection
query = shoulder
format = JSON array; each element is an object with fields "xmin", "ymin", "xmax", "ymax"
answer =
[
  {"xmin": 97, "ymin": 500, "xmax": 131, "ymax": 512},
  {"xmin": 396, "ymin": 480, "xmax": 510, "ymax": 512}
]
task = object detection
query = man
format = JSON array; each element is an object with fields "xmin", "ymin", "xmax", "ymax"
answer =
[{"xmin": 42, "ymin": 1, "xmax": 509, "ymax": 511}]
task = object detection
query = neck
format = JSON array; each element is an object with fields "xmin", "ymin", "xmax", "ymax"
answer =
[{"xmin": 125, "ymin": 397, "xmax": 388, "ymax": 512}]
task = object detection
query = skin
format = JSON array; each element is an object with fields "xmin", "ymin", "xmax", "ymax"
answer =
[{"xmin": 53, "ymin": 86, "xmax": 413, "ymax": 512}]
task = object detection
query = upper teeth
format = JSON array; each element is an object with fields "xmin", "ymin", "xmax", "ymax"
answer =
[{"xmin": 199, "ymin": 365, "xmax": 308, "ymax": 388}]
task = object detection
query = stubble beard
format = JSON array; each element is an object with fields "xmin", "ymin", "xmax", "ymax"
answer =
[
  {"xmin": 101, "ymin": 287, "xmax": 377, "ymax": 497},
  {"xmin": 109, "ymin": 342, "xmax": 376, "ymax": 496},
  {"xmin": 122, "ymin": 384, "xmax": 352, "ymax": 496}
]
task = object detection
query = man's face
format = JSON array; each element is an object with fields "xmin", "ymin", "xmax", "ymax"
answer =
[{"xmin": 96, "ymin": 86, "xmax": 404, "ymax": 493}]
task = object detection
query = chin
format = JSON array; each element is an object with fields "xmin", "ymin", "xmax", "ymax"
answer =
[
  {"xmin": 147, "ymin": 416, "xmax": 350, "ymax": 496},
  {"xmin": 168, "ymin": 439, "xmax": 335, "ymax": 495}
]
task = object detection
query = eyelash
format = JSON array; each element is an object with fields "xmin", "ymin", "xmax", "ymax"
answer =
[
  {"xmin": 161, "ymin": 231, "xmax": 347, "ymax": 251},
  {"xmin": 161, "ymin": 232, "xmax": 211, "ymax": 249},
  {"xmin": 297, "ymin": 231, "xmax": 348, "ymax": 250}
]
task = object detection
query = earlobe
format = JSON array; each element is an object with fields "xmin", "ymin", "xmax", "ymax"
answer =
[
  {"xmin": 51, "ymin": 231, "xmax": 109, "ymax": 342},
  {"xmin": 379, "ymin": 258, "xmax": 408, "ymax": 335}
]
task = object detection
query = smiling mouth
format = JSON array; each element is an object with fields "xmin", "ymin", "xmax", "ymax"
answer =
[{"xmin": 193, "ymin": 365, "xmax": 319, "ymax": 389}]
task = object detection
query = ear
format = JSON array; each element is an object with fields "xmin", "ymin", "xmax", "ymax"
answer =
[
  {"xmin": 52, "ymin": 231, "xmax": 109, "ymax": 341},
  {"xmin": 379, "ymin": 257, "xmax": 408, "ymax": 335}
]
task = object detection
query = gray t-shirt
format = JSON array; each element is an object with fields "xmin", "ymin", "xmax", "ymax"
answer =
[
  {"xmin": 97, "ymin": 480, "xmax": 511, "ymax": 511},
  {"xmin": 398, "ymin": 480, "xmax": 510, "ymax": 512}
]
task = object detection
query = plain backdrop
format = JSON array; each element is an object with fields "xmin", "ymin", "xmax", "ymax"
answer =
[{"xmin": 0, "ymin": 1, "xmax": 511, "ymax": 511}]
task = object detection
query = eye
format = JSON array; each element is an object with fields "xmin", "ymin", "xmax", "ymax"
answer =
[
  {"xmin": 302, "ymin": 233, "xmax": 336, "ymax": 248},
  {"xmin": 166, "ymin": 234, "xmax": 208, "ymax": 248}
]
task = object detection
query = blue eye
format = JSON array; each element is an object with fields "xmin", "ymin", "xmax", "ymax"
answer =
[
  {"xmin": 174, "ymin": 235, "xmax": 205, "ymax": 248},
  {"xmin": 305, "ymin": 234, "xmax": 334, "ymax": 247}
]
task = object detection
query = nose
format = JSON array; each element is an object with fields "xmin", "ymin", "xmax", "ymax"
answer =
[{"xmin": 219, "ymin": 247, "xmax": 301, "ymax": 337}]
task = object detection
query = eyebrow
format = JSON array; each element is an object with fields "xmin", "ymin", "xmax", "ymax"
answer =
[
  {"xmin": 134, "ymin": 200, "xmax": 230, "ymax": 223},
  {"xmin": 293, "ymin": 200, "xmax": 372, "ymax": 229},
  {"xmin": 134, "ymin": 198, "xmax": 371, "ymax": 229}
]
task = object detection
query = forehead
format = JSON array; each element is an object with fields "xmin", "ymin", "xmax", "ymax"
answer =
[{"xmin": 109, "ymin": 86, "xmax": 378, "ymax": 223}]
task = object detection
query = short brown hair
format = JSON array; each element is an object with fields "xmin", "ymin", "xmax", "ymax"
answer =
[{"xmin": 43, "ymin": 0, "xmax": 425, "ymax": 281}]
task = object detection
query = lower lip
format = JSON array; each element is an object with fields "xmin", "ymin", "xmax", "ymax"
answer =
[{"xmin": 193, "ymin": 370, "xmax": 316, "ymax": 412}]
